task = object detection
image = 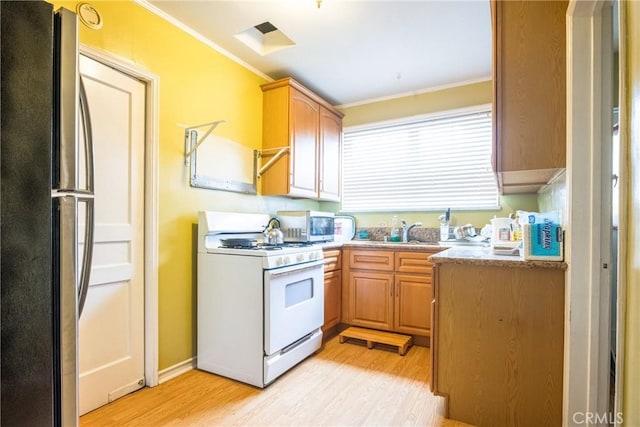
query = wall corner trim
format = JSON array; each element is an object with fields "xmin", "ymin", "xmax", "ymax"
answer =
[{"xmin": 158, "ymin": 358, "xmax": 196, "ymax": 385}]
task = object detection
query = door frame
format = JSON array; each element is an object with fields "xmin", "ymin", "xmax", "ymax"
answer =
[
  {"xmin": 566, "ymin": 1, "xmax": 618, "ymax": 424},
  {"xmin": 80, "ymin": 45, "xmax": 160, "ymax": 388}
]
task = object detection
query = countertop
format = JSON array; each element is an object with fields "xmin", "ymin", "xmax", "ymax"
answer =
[
  {"xmin": 317, "ymin": 240, "xmax": 567, "ymax": 269},
  {"xmin": 429, "ymin": 246, "xmax": 567, "ymax": 269},
  {"xmin": 341, "ymin": 240, "xmax": 445, "ymax": 251}
]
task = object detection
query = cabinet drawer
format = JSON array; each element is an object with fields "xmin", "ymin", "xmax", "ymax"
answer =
[
  {"xmin": 395, "ymin": 251, "xmax": 434, "ymax": 275},
  {"xmin": 323, "ymin": 249, "xmax": 342, "ymax": 272},
  {"xmin": 349, "ymin": 250, "xmax": 394, "ymax": 271}
]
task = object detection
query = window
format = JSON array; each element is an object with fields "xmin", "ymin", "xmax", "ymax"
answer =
[{"xmin": 341, "ymin": 106, "xmax": 499, "ymax": 212}]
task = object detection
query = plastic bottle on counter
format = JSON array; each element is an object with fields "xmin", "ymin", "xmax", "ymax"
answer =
[
  {"xmin": 390, "ymin": 215, "xmax": 401, "ymax": 242},
  {"xmin": 512, "ymin": 213, "xmax": 523, "ymax": 241}
]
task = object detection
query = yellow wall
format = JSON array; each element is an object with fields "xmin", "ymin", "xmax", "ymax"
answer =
[
  {"xmin": 48, "ymin": 0, "xmax": 537, "ymax": 370},
  {"xmin": 51, "ymin": 0, "xmax": 318, "ymax": 370},
  {"xmin": 340, "ymin": 80, "xmax": 493, "ymax": 127},
  {"xmin": 331, "ymin": 80, "xmax": 539, "ymax": 227},
  {"xmin": 623, "ymin": 1, "xmax": 640, "ymax": 424}
]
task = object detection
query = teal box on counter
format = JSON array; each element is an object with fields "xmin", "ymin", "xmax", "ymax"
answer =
[{"xmin": 522, "ymin": 222, "xmax": 564, "ymax": 261}]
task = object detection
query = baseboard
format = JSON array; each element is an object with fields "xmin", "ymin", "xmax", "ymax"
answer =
[{"xmin": 158, "ymin": 357, "xmax": 196, "ymax": 384}]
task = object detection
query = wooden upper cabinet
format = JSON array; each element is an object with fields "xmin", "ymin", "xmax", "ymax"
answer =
[
  {"xmin": 261, "ymin": 77, "xmax": 344, "ymax": 200},
  {"xmin": 319, "ymin": 106, "xmax": 342, "ymax": 201},
  {"xmin": 290, "ymin": 89, "xmax": 319, "ymax": 197},
  {"xmin": 492, "ymin": 0, "xmax": 568, "ymax": 194}
]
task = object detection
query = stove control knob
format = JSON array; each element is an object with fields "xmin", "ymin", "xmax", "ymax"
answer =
[
  {"xmin": 297, "ymin": 254, "xmax": 305, "ymax": 262},
  {"xmin": 283, "ymin": 256, "xmax": 290, "ymax": 265},
  {"xmin": 275, "ymin": 257, "xmax": 284, "ymax": 266}
]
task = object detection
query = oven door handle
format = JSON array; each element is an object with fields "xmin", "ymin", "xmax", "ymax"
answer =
[{"xmin": 266, "ymin": 259, "xmax": 324, "ymax": 278}]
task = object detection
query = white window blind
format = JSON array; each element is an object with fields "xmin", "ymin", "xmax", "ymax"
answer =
[{"xmin": 342, "ymin": 108, "xmax": 499, "ymax": 212}]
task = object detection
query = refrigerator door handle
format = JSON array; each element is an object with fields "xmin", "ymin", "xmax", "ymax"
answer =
[
  {"xmin": 79, "ymin": 75, "xmax": 95, "ymax": 193},
  {"xmin": 56, "ymin": 7, "xmax": 79, "ymax": 191},
  {"xmin": 78, "ymin": 197, "xmax": 94, "ymax": 316},
  {"xmin": 78, "ymin": 76, "xmax": 95, "ymax": 316}
]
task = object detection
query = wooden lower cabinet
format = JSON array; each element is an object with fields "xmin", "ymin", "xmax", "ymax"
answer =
[
  {"xmin": 323, "ymin": 269, "xmax": 342, "ymax": 331},
  {"xmin": 344, "ymin": 248, "xmax": 440, "ymax": 337},
  {"xmin": 431, "ymin": 262, "xmax": 564, "ymax": 427},
  {"xmin": 394, "ymin": 274, "xmax": 431, "ymax": 335},
  {"xmin": 322, "ymin": 249, "xmax": 342, "ymax": 334},
  {"xmin": 348, "ymin": 271, "xmax": 394, "ymax": 331}
]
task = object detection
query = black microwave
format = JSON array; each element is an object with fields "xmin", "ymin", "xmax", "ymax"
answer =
[{"xmin": 276, "ymin": 210, "xmax": 335, "ymax": 242}]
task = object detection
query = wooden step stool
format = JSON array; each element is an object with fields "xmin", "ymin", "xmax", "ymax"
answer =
[{"xmin": 338, "ymin": 326, "xmax": 413, "ymax": 355}]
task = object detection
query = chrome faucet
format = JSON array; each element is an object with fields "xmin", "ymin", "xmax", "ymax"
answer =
[{"xmin": 401, "ymin": 220, "xmax": 423, "ymax": 243}]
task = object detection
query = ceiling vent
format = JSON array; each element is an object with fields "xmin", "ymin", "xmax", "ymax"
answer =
[{"xmin": 234, "ymin": 21, "xmax": 296, "ymax": 56}]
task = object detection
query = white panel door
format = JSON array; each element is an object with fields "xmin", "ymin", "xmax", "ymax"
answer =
[{"xmin": 78, "ymin": 55, "xmax": 145, "ymax": 415}]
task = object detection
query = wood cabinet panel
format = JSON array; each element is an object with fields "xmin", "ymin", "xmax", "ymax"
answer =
[
  {"xmin": 432, "ymin": 263, "xmax": 564, "ymax": 426},
  {"xmin": 261, "ymin": 77, "xmax": 344, "ymax": 200},
  {"xmin": 322, "ymin": 249, "xmax": 342, "ymax": 333},
  {"xmin": 345, "ymin": 248, "xmax": 443, "ymax": 337},
  {"xmin": 349, "ymin": 250, "xmax": 394, "ymax": 272},
  {"xmin": 394, "ymin": 274, "xmax": 431, "ymax": 335},
  {"xmin": 290, "ymin": 89, "xmax": 319, "ymax": 197},
  {"xmin": 322, "ymin": 270, "xmax": 342, "ymax": 332},
  {"xmin": 492, "ymin": 0, "xmax": 568, "ymax": 193},
  {"xmin": 318, "ymin": 107, "xmax": 342, "ymax": 201},
  {"xmin": 395, "ymin": 251, "xmax": 433, "ymax": 275},
  {"xmin": 261, "ymin": 84, "xmax": 291, "ymax": 196},
  {"xmin": 348, "ymin": 271, "xmax": 394, "ymax": 331},
  {"xmin": 323, "ymin": 249, "xmax": 342, "ymax": 272}
]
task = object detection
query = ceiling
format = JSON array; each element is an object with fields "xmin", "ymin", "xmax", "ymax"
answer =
[{"xmin": 142, "ymin": 0, "xmax": 492, "ymax": 107}]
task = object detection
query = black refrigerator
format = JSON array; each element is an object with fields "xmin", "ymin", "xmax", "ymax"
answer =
[{"xmin": 1, "ymin": 2, "xmax": 95, "ymax": 426}]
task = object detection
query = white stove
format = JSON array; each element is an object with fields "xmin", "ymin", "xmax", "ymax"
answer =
[
  {"xmin": 197, "ymin": 211, "xmax": 324, "ymax": 388},
  {"xmin": 199, "ymin": 211, "xmax": 324, "ymax": 269},
  {"xmin": 205, "ymin": 242, "xmax": 324, "ymax": 269}
]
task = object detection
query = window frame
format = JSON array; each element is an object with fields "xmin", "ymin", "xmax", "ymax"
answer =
[{"xmin": 341, "ymin": 103, "xmax": 500, "ymax": 212}]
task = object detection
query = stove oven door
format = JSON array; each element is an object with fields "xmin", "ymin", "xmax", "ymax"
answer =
[{"xmin": 264, "ymin": 259, "xmax": 324, "ymax": 356}]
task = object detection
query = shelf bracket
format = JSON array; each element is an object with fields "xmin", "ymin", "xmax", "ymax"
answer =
[
  {"xmin": 184, "ymin": 120, "xmax": 226, "ymax": 165},
  {"xmin": 256, "ymin": 146, "xmax": 290, "ymax": 178}
]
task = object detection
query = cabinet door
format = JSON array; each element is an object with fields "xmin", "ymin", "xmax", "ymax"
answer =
[
  {"xmin": 395, "ymin": 251, "xmax": 433, "ymax": 275},
  {"xmin": 349, "ymin": 250, "xmax": 394, "ymax": 271},
  {"xmin": 430, "ymin": 264, "xmax": 439, "ymax": 393},
  {"xmin": 318, "ymin": 106, "xmax": 342, "ymax": 201},
  {"xmin": 493, "ymin": 0, "xmax": 567, "ymax": 192},
  {"xmin": 348, "ymin": 271, "xmax": 394, "ymax": 331},
  {"xmin": 323, "ymin": 270, "xmax": 342, "ymax": 331},
  {"xmin": 394, "ymin": 274, "xmax": 431, "ymax": 336},
  {"xmin": 323, "ymin": 249, "xmax": 342, "ymax": 272},
  {"xmin": 289, "ymin": 88, "xmax": 319, "ymax": 198}
]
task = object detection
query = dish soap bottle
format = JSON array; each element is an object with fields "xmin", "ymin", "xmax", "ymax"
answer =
[{"xmin": 390, "ymin": 216, "xmax": 401, "ymax": 242}]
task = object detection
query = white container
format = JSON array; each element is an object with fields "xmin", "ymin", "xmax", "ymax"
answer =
[
  {"xmin": 440, "ymin": 225, "xmax": 449, "ymax": 241},
  {"xmin": 491, "ymin": 217, "xmax": 513, "ymax": 243},
  {"xmin": 333, "ymin": 215, "xmax": 356, "ymax": 242}
]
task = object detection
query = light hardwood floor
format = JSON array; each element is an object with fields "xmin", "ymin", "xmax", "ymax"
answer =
[{"xmin": 80, "ymin": 336, "xmax": 473, "ymax": 426}]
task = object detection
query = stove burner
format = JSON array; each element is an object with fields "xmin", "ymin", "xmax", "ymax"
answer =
[
  {"xmin": 220, "ymin": 238, "xmax": 257, "ymax": 249},
  {"xmin": 281, "ymin": 242, "xmax": 315, "ymax": 248}
]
